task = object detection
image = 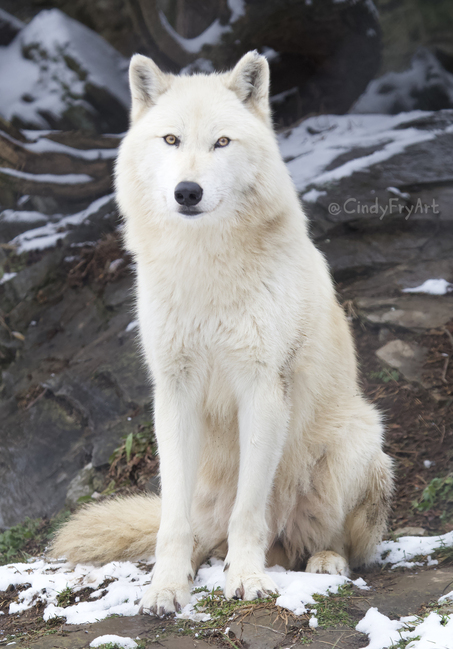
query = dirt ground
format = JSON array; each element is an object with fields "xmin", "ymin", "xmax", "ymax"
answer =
[{"xmin": 352, "ymin": 316, "xmax": 453, "ymax": 535}]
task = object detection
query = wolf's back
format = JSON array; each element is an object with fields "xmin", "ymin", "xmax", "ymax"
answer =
[{"xmin": 51, "ymin": 494, "xmax": 161, "ymax": 564}]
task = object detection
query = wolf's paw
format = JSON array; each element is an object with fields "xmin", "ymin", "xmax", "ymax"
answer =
[
  {"xmin": 224, "ymin": 569, "xmax": 278, "ymax": 601},
  {"xmin": 139, "ymin": 581, "xmax": 191, "ymax": 616},
  {"xmin": 306, "ymin": 551, "xmax": 350, "ymax": 577}
]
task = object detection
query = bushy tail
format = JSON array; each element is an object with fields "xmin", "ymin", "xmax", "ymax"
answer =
[
  {"xmin": 51, "ymin": 494, "xmax": 161, "ymax": 564},
  {"xmin": 346, "ymin": 451, "xmax": 394, "ymax": 568}
]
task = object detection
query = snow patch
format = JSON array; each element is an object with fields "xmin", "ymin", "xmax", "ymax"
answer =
[
  {"xmin": 376, "ymin": 531, "xmax": 453, "ymax": 566},
  {"xmin": 357, "ymin": 609, "xmax": 453, "ymax": 649},
  {"xmin": 125, "ymin": 321, "xmax": 139, "ymax": 333},
  {"xmin": 0, "ymin": 167, "xmax": 93, "ymax": 185},
  {"xmin": 1, "ymin": 532, "xmax": 452, "ymax": 633},
  {"xmin": 1, "ymin": 209, "xmax": 49, "ymax": 224},
  {"xmin": 0, "ymin": 272, "xmax": 17, "ymax": 285},
  {"xmin": 356, "ymin": 607, "xmax": 414, "ymax": 649},
  {"xmin": 302, "ymin": 189, "xmax": 327, "ymax": 203},
  {"xmin": 402, "ymin": 279, "xmax": 453, "ymax": 295},
  {"xmin": 90, "ymin": 636, "xmax": 137, "ymax": 649}
]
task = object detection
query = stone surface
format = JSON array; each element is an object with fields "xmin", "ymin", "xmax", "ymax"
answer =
[
  {"xmin": 65, "ymin": 462, "xmax": 102, "ymax": 507},
  {"xmin": 29, "ymin": 614, "xmax": 211, "ymax": 649},
  {"xmin": 354, "ymin": 568, "xmax": 453, "ymax": 619},
  {"xmin": 0, "ymin": 254, "xmax": 150, "ymax": 527},
  {"xmin": 393, "ymin": 526, "xmax": 427, "ymax": 537},
  {"xmin": 229, "ymin": 609, "xmax": 289, "ymax": 649},
  {"xmin": 356, "ymin": 296, "xmax": 453, "ymax": 331},
  {"xmin": 376, "ymin": 339, "xmax": 428, "ymax": 386},
  {"xmin": 125, "ymin": 0, "xmax": 381, "ymax": 126}
]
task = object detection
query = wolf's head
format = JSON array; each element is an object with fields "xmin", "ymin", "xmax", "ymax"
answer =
[{"xmin": 116, "ymin": 51, "xmax": 294, "ymax": 231}]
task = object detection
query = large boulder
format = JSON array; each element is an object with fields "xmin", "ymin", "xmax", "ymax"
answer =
[
  {"xmin": 0, "ymin": 9, "xmax": 130, "ymax": 133},
  {"xmin": 0, "ymin": 122, "xmax": 119, "ymax": 211},
  {"xmin": 125, "ymin": 0, "xmax": 382, "ymax": 125},
  {"xmin": 352, "ymin": 48, "xmax": 453, "ymax": 114},
  {"xmin": 0, "ymin": 8, "xmax": 24, "ymax": 46}
]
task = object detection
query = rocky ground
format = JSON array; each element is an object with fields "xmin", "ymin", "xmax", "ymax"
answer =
[{"xmin": 1, "ymin": 103, "xmax": 453, "ymax": 649}]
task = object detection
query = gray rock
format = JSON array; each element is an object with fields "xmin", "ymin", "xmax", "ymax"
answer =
[
  {"xmin": 351, "ymin": 49, "xmax": 453, "ymax": 115},
  {"xmin": 0, "ymin": 209, "xmax": 49, "ymax": 241},
  {"xmin": 393, "ymin": 526, "xmax": 427, "ymax": 538},
  {"xmin": 1, "ymin": 249, "xmax": 64, "ymax": 306},
  {"xmin": 0, "ymin": 8, "xmax": 24, "ymax": 46},
  {"xmin": 0, "ymin": 392, "xmax": 92, "ymax": 529},
  {"xmin": 65, "ymin": 462, "xmax": 95, "ymax": 507},
  {"xmin": 0, "ymin": 266, "xmax": 150, "ymax": 526},
  {"xmin": 342, "ymin": 259, "xmax": 453, "ymax": 299},
  {"xmin": 376, "ymin": 339, "xmax": 428, "ymax": 387},
  {"xmin": 356, "ymin": 296, "xmax": 453, "ymax": 331},
  {"xmin": 103, "ymin": 276, "xmax": 134, "ymax": 309}
]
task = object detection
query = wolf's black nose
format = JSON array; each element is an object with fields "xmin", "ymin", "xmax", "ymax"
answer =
[{"xmin": 175, "ymin": 182, "xmax": 203, "ymax": 207}]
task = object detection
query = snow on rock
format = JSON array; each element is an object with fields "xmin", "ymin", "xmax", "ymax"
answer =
[
  {"xmin": 181, "ymin": 58, "xmax": 215, "ymax": 75},
  {"xmin": 351, "ymin": 48, "xmax": 453, "ymax": 115},
  {"xmin": 0, "ymin": 272, "xmax": 17, "ymax": 285},
  {"xmin": 0, "ymin": 9, "xmax": 129, "ymax": 132},
  {"xmin": 402, "ymin": 279, "xmax": 453, "ymax": 295},
  {"xmin": 10, "ymin": 193, "xmax": 115, "ymax": 253},
  {"xmin": 16, "ymin": 131, "xmax": 118, "ymax": 160},
  {"xmin": 278, "ymin": 111, "xmax": 439, "ymax": 193},
  {"xmin": 1, "ymin": 209, "xmax": 50, "ymax": 225},
  {"xmin": 302, "ymin": 189, "xmax": 327, "ymax": 203},
  {"xmin": 0, "ymin": 168, "xmax": 94, "ymax": 185},
  {"xmin": 90, "ymin": 635, "xmax": 138, "ymax": 649},
  {"xmin": 158, "ymin": 0, "xmax": 244, "ymax": 55}
]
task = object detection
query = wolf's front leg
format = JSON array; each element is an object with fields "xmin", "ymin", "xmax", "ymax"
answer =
[
  {"xmin": 139, "ymin": 381, "xmax": 202, "ymax": 615},
  {"xmin": 224, "ymin": 376, "xmax": 290, "ymax": 600}
]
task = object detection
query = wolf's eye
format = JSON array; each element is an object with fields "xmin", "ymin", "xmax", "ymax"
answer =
[
  {"xmin": 164, "ymin": 134, "xmax": 179, "ymax": 146},
  {"xmin": 215, "ymin": 137, "xmax": 230, "ymax": 148}
]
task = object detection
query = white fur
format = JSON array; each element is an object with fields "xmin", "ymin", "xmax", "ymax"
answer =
[{"xmin": 53, "ymin": 52, "xmax": 393, "ymax": 616}]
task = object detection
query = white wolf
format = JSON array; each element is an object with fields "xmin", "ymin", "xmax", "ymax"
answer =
[{"xmin": 53, "ymin": 51, "xmax": 393, "ymax": 615}]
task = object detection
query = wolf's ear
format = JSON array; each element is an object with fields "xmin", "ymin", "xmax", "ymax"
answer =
[
  {"xmin": 228, "ymin": 51, "xmax": 270, "ymax": 118},
  {"xmin": 129, "ymin": 54, "xmax": 171, "ymax": 122}
]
